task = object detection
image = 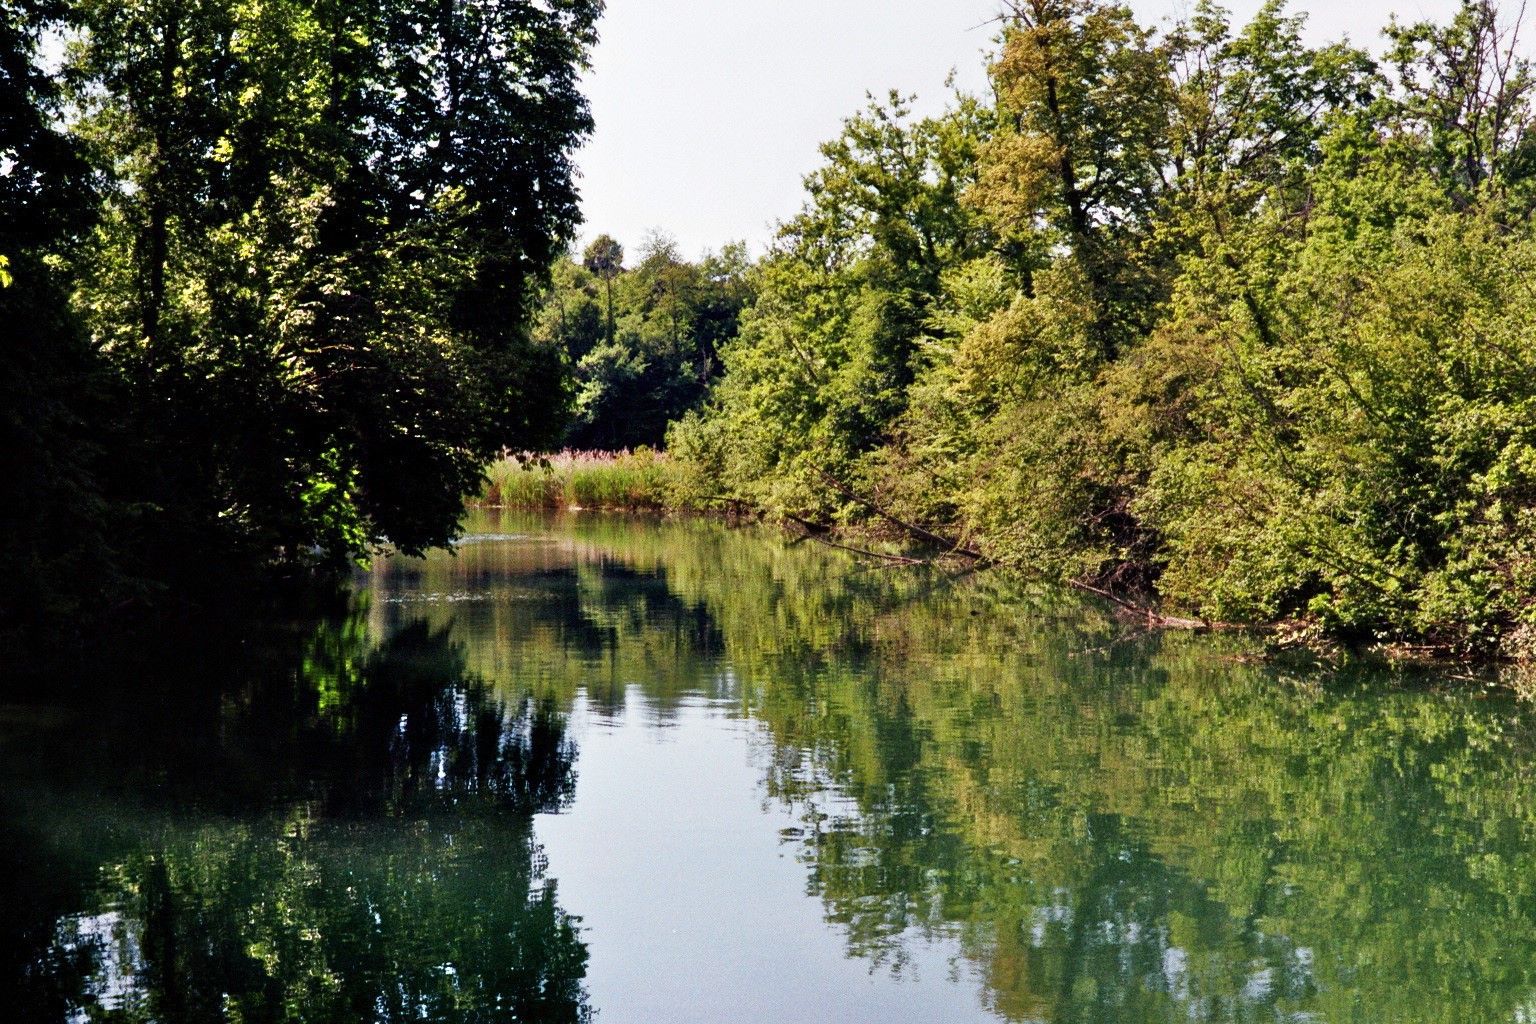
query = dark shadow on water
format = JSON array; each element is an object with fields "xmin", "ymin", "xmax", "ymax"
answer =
[{"xmin": 0, "ymin": 605, "xmax": 589, "ymax": 1024}]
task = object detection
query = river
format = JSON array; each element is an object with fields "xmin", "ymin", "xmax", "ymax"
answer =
[{"xmin": 4, "ymin": 511, "xmax": 1536, "ymax": 1022}]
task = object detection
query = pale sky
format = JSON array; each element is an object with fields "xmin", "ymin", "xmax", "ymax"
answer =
[{"xmin": 574, "ymin": 1, "xmax": 1466, "ymax": 261}]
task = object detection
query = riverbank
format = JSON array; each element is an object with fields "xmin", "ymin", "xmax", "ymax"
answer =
[
  {"xmin": 472, "ymin": 456, "xmax": 1536, "ymax": 680},
  {"xmin": 477, "ymin": 448, "xmax": 693, "ymax": 512},
  {"xmin": 475, "ymin": 450, "xmax": 935, "ymax": 549}
]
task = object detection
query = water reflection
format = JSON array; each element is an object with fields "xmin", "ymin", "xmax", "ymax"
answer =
[
  {"xmin": 751, "ymin": 642, "xmax": 1536, "ymax": 1022},
  {"xmin": 367, "ymin": 512, "xmax": 1536, "ymax": 1024},
  {"xmin": 32, "ymin": 814, "xmax": 586, "ymax": 1024},
  {"xmin": 9, "ymin": 511, "xmax": 1536, "ymax": 1023},
  {"xmin": 1, "ymin": 601, "xmax": 588, "ymax": 1023}
]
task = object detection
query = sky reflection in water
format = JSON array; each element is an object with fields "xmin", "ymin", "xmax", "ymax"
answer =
[{"xmin": 6, "ymin": 510, "xmax": 1536, "ymax": 1023}]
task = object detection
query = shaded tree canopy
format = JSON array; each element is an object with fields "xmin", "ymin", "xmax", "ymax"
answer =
[{"xmin": 3, "ymin": 0, "xmax": 602, "ymax": 653}]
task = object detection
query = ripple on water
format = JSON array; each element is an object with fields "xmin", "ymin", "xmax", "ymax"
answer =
[{"xmin": 380, "ymin": 592, "xmax": 491, "ymax": 604}]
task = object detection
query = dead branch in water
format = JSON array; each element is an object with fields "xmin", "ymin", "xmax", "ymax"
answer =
[
  {"xmin": 782, "ymin": 513, "xmax": 934, "ymax": 565},
  {"xmin": 808, "ymin": 535, "xmax": 930, "ymax": 565},
  {"xmin": 1067, "ymin": 578, "xmax": 1208, "ymax": 629},
  {"xmin": 814, "ymin": 467, "xmax": 987, "ymax": 561}
]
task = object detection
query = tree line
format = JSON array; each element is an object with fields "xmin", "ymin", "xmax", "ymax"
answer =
[
  {"xmin": 1, "ymin": 0, "xmax": 601, "ymax": 654},
  {"xmin": 13, "ymin": 0, "xmax": 1536, "ymax": 658},
  {"xmin": 534, "ymin": 231, "xmax": 752, "ymax": 450},
  {"xmin": 654, "ymin": 0, "xmax": 1536, "ymax": 655}
]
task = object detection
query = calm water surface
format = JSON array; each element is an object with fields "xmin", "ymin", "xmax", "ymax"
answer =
[{"xmin": 6, "ymin": 511, "xmax": 1536, "ymax": 1023}]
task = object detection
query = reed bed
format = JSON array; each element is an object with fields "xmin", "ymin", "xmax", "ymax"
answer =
[{"xmin": 478, "ymin": 448, "xmax": 686, "ymax": 511}]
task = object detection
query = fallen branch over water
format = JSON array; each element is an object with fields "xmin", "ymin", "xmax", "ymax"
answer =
[
  {"xmin": 781, "ymin": 512, "xmax": 929, "ymax": 564},
  {"xmin": 805, "ymin": 535, "xmax": 930, "ymax": 565},
  {"xmin": 815, "ymin": 467, "xmax": 987, "ymax": 561},
  {"xmin": 1067, "ymin": 579, "xmax": 1208, "ymax": 629}
]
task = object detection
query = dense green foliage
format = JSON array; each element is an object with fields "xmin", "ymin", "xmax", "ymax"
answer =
[
  {"xmin": 670, "ymin": 0, "xmax": 1536, "ymax": 652},
  {"xmin": 0, "ymin": 0, "xmax": 124, "ymax": 649},
  {"xmin": 532, "ymin": 232, "xmax": 752, "ymax": 448},
  {"xmin": 2, "ymin": 0, "xmax": 599, "ymax": 652}
]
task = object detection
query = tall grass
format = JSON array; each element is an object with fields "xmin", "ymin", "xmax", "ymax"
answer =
[{"xmin": 477, "ymin": 448, "xmax": 689, "ymax": 511}]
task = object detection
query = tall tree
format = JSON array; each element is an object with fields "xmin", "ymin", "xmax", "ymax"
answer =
[
  {"xmin": 667, "ymin": 95, "xmax": 993, "ymax": 514},
  {"xmin": 60, "ymin": 0, "xmax": 600, "ymax": 569},
  {"xmin": 977, "ymin": 0, "xmax": 1173, "ymax": 357},
  {"xmin": 583, "ymin": 233, "xmax": 624, "ymax": 346},
  {"xmin": 0, "ymin": 0, "xmax": 122, "ymax": 652},
  {"xmin": 1387, "ymin": 0, "xmax": 1536, "ymax": 207},
  {"xmin": 537, "ymin": 234, "xmax": 752, "ymax": 450}
]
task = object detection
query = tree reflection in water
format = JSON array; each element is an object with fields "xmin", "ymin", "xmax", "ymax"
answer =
[
  {"xmin": 14, "ymin": 512, "xmax": 1536, "ymax": 1024},
  {"xmin": 2, "ymin": 613, "xmax": 588, "ymax": 1024},
  {"xmin": 383, "ymin": 512, "xmax": 1536, "ymax": 1024}
]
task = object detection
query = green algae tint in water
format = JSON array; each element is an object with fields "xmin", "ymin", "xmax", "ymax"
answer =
[{"xmin": 7, "ymin": 511, "xmax": 1536, "ymax": 1023}]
